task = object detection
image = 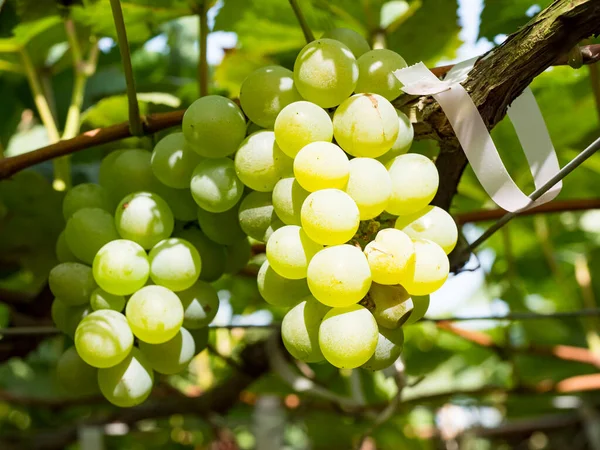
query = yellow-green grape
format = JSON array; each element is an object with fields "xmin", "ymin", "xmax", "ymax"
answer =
[
  {"xmin": 333, "ymin": 93, "xmax": 399, "ymax": 158},
  {"xmin": 139, "ymin": 327, "xmax": 196, "ymax": 375},
  {"xmin": 65, "ymin": 208, "xmax": 119, "ymax": 264},
  {"xmin": 178, "ymin": 279, "xmax": 219, "ymax": 329},
  {"xmin": 197, "ymin": 204, "xmax": 246, "ymax": 245},
  {"xmin": 98, "ymin": 150, "xmax": 125, "ymax": 189},
  {"xmin": 404, "ymin": 294, "xmax": 430, "ymax": 325},
  {"xmin": 274, "ymin": 101, "xmax": 333, "ymax": 158},
  {"xmin": 282, "ymin": 296, "xmax": 330, "ymax": 362},
  {"xmin": 367, "ymin": 283, "xmax": 413, "ymax": 329},
  {"xmin": 74, "ymin": 310, "xmax": 134, "ymax": 368},
  {"xmin": 176, "ymin": 228, "xmax": 226, "ymax": 282},
  {"xmin": 362, "ymin": 327, "xmax": 404, "ymax": 371},
  {"xmin": 115, "ymin": 192, "xmax": 175, "ymax": 249},
  {"xmin": 99, "ymin": 149, "xmax": 155, "ymax": 206},
  {"xmin": 240, "ymin": 66, "xmax": 302, "ymax": 128},
  {"xmin": 93, "ymin": 239, "xmax": 150, "ymax": 296},
  {"xmin": 62, "ymin": 183, "xmax": 112, "ymax": 220},
  {"xmin": 52, "ymin": 298, "xmax": 90, "ymax": 338},
  {"xmin": 182, "ymin": 95, "xmax": 246, "ymax": 158},
  {"xmin": 224, "ymin": 238, "xmax": 252, "ymax": 274},
  {"xmin": 266, "ymin": 225, "xmax": 322, "ymax": 279},
  {"xmin": 272, "ymin": 177, "xmax": 310, "ymax": 226},
  {"xmin": 98, "ymin": 347, "xmax": 154, "ymax": 407},
  {"xmin": 395, "ymin": 205, "xmax": 458, "ymax": 254},
  {"xmin": 151, "ymin": 132, "xmax": 203, "ymax": 189},
  {"xmin": 378, "ymin": 110, "xmax": 414, "ymax": 164},
  {"xmin": 56, "ymin": 230, "xmax": 79, "ymax": 263},
  {"xmin": 190, "ymin": 158, "xmax": 244, "ymax": 213},
  {"xmin": 56, "ymin": 347, "xmax": 99, "ymax": 396},
  {"xmin": 90, "ymin": 287, "xmax": 126, "ymax": 312},
  {"xmin": 189, "ymin": 327, "xmax": 209, "ymax": 354},
  {"xmin": 318, "ymin": 304, "xmax": 378, "ymax": 369},
  {"xmin": 148, "ymin": 238, "xmax": 201, "ymax": 292},
  {"xmin": 234, "ymin": 131, "xmax": 293, "ymax": 192},
  {"xmin": 126, "ymin": 285, "xmax": 184, "ymax": 344},
  {"xmin": 307, "ymin": 244, "xmax": 372, "ymax": 307},
  {"xmin": 345, "ymin": 158, "xmax": 391, "ymax": 220},
  {"xmin": 257, "ymin": 260, "xmax": 311, "ymax": 307},
  {"xmin": 402, "ymin": 239, "xmax": 449, "ymax": 295},
  {"xmin": 150, "ymin": 181, "xmax": 198, "ymax": 222},
  {"xmin": 293, "ymin": 39, "xmax": 359, "ymax": 108},
  {"xmin": 293, "ymin": 142, "xmax": 350, "ymax": 192},
  {"xmin": 321, "ymin": 28, "xmax": 370, "ymax": 58},
  {"xmin": 386, "ymin": 154, "xmax": 439, "ymax": 215},
  {"xmin": 49, "ymin": 262, "xmax": 97, "ymax": 306},
  {"xmin": 364, "ymin": 228, "xmax": 415, "ymax": 285},
  {"xmin": 355, "ymin": 49, "xmax": 408, "ymax": 101},
  {"xmin": 238, "ymin": 191, "xmax": 283, "ymax": 243},
  {"xmin": 301, "ymin": 189, "xmax": 359, "ymax": 246}
]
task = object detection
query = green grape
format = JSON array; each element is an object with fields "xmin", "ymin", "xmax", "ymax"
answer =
[
  {"xmin": 402, "ymin": 239, "xmax": 449, "ymax": 296},
  {"xmin": 293, "ymin": 39, "xmax": 358, "ymax": 108},
  {"xmin": 364, "ymin": 228, "xmax": 415, "ymax": 285},
  {"xmin": 93, "ymin": 239, "xmax": 150, "ymax": 296},
  {"xmin": 98, "ymin": 150, "xmax": 126, "ymax": 191},
  {"xmin": 74, "ymin": 310, "xmax": 134, "ymax": 368},
  {"xmin": 257, "ymin": 260, "xmax": 311, "ymax": 307},
  {"xmin": 301, "ymin": 189, "xmax": 359, "ymax": 246},
  {"xmin": 378, "ymin": 110, "xmax": 414, "ymax": 164},
  {"xmin": 148, "ymin": 238, "xmax": 201, "ymax": 292},
  {"xmin": 362, "ymin": 327, "xmax": 404, "ymax": 371},
  {"xmin": 355, "ymin": 49, "xmax": 407, "ymax": 101},
  {"xmin": 238, "ymin": 191, "xmax": 282, "ymax": 242},
  {"xmin": 367, "ymin": 283, "xmax": 413, "ymax": 329},
  {"xmin": 321, "ymin": 28, "xmax": 370, "ymax": 58},
  {"xmin": 318, "ymin": 304, "xmax": 378, "ymax": 369},
  {"xmin": 65, "ymin": 208, "xmax": 119, "ymax": 264},
  {"xmin": 224, "ymin": 238, "xmax": 252, "ymax": 274},
  {"xmin": 56, "ymin": 347, "xmax": 99, "ymax": 396},
  {"xmin": 293, "ymin": 142, "xmax": 349, "ymax": 192},
  {"xmin": 126, "ymin": 285, "xmax": 184, "ymax": 344},
  {"xmin": 182, "ymin": 95, "xmax": 247, "ymax": 158},
  {"xmin": 240, "ymin": 66, "xmax": 303, "ymax": 128},
  {"xmin": 404, "ymin": 294, "xmax": 430, "ymax": 325},
  {"xmin": 274, "ymin": 101, "xmax": 333, "ymax": 158},
  {"xmin": 98, "ymin": 347, "xmax": 154, "ymax": 407},
  {"xmin": 49, "ymin": 262, "xmax": 97, "ymax": 306},
  {"xmin": 333, "ymin": 93, "xmax": 399, "ymax": 158},
  {"xmin": 345, "ymin": 158, "xmax": 391, "ymax": 220},
  {"xmin": 395, "ymin": 205, "xmax": 458, "ymax": 254},
  {"xmin": 272, "ymin": 177, "xmax": 310, "ymax": 226},
  {"xmin": 52, "ymin": 298, "xmax": 90, "ymax": 338},
  {"xmin": 266, "ymin": 225, "xmax": 322, "ymax": 279},
  {"xmin": 99, "ymin": 149, "xmax": 155, "ymax": 205},
  {"xmin": 90, "ymin": 287, "xmax": 126, "ymax": 312},
  {"xmin": 150, "ymin": 181, "xmax": 198, "ymax": 222},
  {"xmin": 62, "ymin": 183, "xmax": 112, "ymax": 220},
  {"xmin": 386, "ymin": 154, "xmax": 439, "ymax": 215},
  {"xmin": 189, "ymin": 327, "xmax": 209, "ymax": 354},
  {"xmin": 178, "ymin": 280, "xmax": 219, "ymax": 329},
  {"xmin": 282, "ymin": 296, "xmax": 330, "ymax": 362},
  {"xmin": 151, "ymin": 132, "xmax": 203, "ymax": 189},
  {"xmin": 115, "ymin": 192, "xmax": 174, "ymax": 249},
  {"xmin": 190, "ymin": 158, "xmax": 244, "ymax": 213},
  {"xmin": 139, "ymin": 327, "xmax": 196, "ymax": 375},
  {"xmin": 56, "ymin": 230, "xmax": 79, "ymax": 263},
  {"xmin": 197, "ymin": 204, "xmax": 246, "ymax": 245},
  {"xmin": 307, "ymin": 244, "xmax": 371, "ymax": 307},
  {"xmin": 175, "ymin": 227, "xmax": 226, "ymax": 281},
  {"xmin": 246, "ymin": 121, "xmax": 264, "ymax": 136},
  {"xmin": 234, "ymin": 131, "xmax": 293, "ymax": 192}
]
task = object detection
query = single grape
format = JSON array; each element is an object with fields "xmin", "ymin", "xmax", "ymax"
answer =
[
  {"xmin": 99, "ymin": 149, "xmax": 155, "ymax": 205},
  {"xmin": 98, "ymin": 347, "xmax": 154, "ymax": 407},
  {"xmin": 364, "ymin": 228, "xmax": 415, "ymax": 285},
  {"xmin": 56, "ymin": 230, "xmax": 79, "ymax": 263},
  {"xmin": 189, "ymin": 327, "xmax": 209, "ymax": 354},
  {"xmin": 190, "ymin": 158, "xmax": 244, "ymax": 213},
  {"xmin": 126, "ymin": 285, "xmax": 184, "ymax": 344},
  {"xmin": 182, "ymin": 95, "xmax": 246, "ymax": 158},
  {"xmin": 139, "ymin": 327, "xmax": 196, "ymax": 375},
  {"xmin": 266, "ymin": 225, "xmax": 322, "ymax": 279},
  {"xmin": 333, "ymin": 93, "xmax": 399, "ymax": 158},
  {"xmin": 197, "ymin": 204, "xmax": 246, "ymax": 245},
  {"xmin": 362, "ymin": 327, "xmax": 404, "ymax": 371},
  {"xmin": 294, "ymin": 39, "xmax": 358, "ymax": 108},
  {"xmin": 56, "ymin": 347, "xmax": 99, "ymax": 396},
  {"xmin": 301, "ymin": 189, "xmax": 359, "ymax": 246},
  {"xmin": 49, "ymin": 262, "xmax": 97, "ymax": 306},
  {"xmin": 246, "ymin": 121, "xmax": 264, "ymax": 136},
  {"xmin": 307, "ymin": 244, "xmax": 372, "ymax": 307},
  {"xmin": 65, "ymin": 208, "xmax": 119, "ymax": 264},
  {"xmin": 274, "ymin": 101, "xmax": 333, "ymax": 158},
  {"xmin": 386, "ymin": 154, "xmax": 439, "ymax": 215},
  {"xmin": 62, "ymin": 183, "xmax": 112, "ymax": 220},
  {"xmin": 234, "ymin": 131, "xmax": 293, "ymax": 192},
  {"xmin": 98, "ymin": 150, "xmax": 125, "ymax": 189},
  {"xmin": 293, "ymin": 142, "xmax": 350, "ymax": 192},
  {"xmin": 366, "ymin": 283, "xmax": 413, "ymax": 329},
  {"xmin": 178, "ymin": 280, "xmax": 220, "ymax": 329},
  {"xmin": 318, "ymin": 304, "xmax": 378, "ymax": 369},
  {"xmin": 404, "ymin": 294, "xmax": 430, "ymax": 325},
  {"xmin": 238, "ymin": 191, "xmax": 282, "ymax": 243},
  {"xmin": 402, "ymin": 239, "xmax": 449, "ymax": 296},
  {"xmin": 257, "ymin": 260, "xmax": 311, "ymax": 307},
  {"xmin": 321, "ymin": 28, "xmax": 370, "ymax": 58},
  {"xmin": 395, "ymin": 206, "xmax": 458, "ymax": 254},
  {"xmin": 148, "ymin": 238, "xmax": 201, "ymax": 292},
  {"xmin": 90, "ymin": 287, "xmax": 126, "ymax": 312},
  {"xmin": 345, "ymin": 158, "xmax": 391, "ymax": 220},
  {"xmin": 282, "ymin": 296, "xmax": 330, "ymax": 362},
  {"xmin": 355, "ymin": 49, "xmax": 408, "ymax": 101},
  {"xmin": 377, "ymin": 109, "xmax": 414, "ymax": 164},
  {"xmin": 175, "ymin": 227, "xmax": 226, "ymax": 282},
  {"xmin": 150, "ymin": 181, "xmax": 198, "ymax": 222},
  {"xmin": 74, "ymin": 310, "xmax": 134, "ymax": 368},
  {"xmin": 224, "ymin": 238, "xmax": 252, "ymax": 274},
  {"xmin": 151, "ymin": 132, "xmax": 203, "ymax": 189},
  {"xmin": 272, "ymin": 177, "xmax": 310, "ymax": 226},
  {"xmin": 52, "ymin": 298, "xmax": 90, "ymax": 338},
  {"xmin": 93, "ymin": 239, "xmax": 149, "ymax": 296}
]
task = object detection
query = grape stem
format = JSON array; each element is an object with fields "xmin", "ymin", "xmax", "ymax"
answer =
[
  {"xmin": 198, "ymin": 1, "xmax": 209, "ymax": 97},
  {"xmin": 288, "ymin": 0, "xmax": 314, "ymax": 43}
]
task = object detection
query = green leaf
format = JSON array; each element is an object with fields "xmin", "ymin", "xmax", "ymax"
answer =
[{"xmin": 479, "ymin": 0, "xmax": 552, "ymax": 41}]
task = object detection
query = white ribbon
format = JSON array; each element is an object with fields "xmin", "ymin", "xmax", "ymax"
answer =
[{"xmin": 394, "ymin": 59, "xmax": 562, "ymax": 212}]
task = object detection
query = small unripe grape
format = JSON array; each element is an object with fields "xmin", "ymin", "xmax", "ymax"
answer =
[
  {"xmin": 99, "ymin": 149, "xmax": 155, "ymax": 206},
  {"xmin": 65, "ymin": 208, "xmax": 119, "ymax": 264},
  {"xmin": 197, "ymin": 204, "xmax": 246, "ymax": 245},
  {"xmin": 190, "ymin": 158, "xmax": 244, "ymax": 213},
  {"xmin": 395, "ymin": 205, "xmax": 458, "ymax": 254},
  {"xmin": 355, "ymin": 49, "xmax": 408, "ymax": 101},
  {"xmin": 321, "ymin": 28, "xmax": 370, "ymax": 58},
  {"xmin": 366, "ymin": 283, "xmax": 413, "ymax": 329},
  {"xmin": 62, "ymin": 183, "xmax": 112, "ymax": 220},
  {"xmin": 378, "ymin": 110, "xmax": 414, "ymax": 164},
  {"xmin": 56, "ymin": 347, "xmax": 99, "ymax": 396},
  {"xmin": 272, "ymin": 177, "xmax": 310, "ymax": 226},
  {"xmin": 362, "ymin": 327, "xmax": 404, "ymax": 371},
  {"xmin": 178, "ymin": 280, "xmax": 220, "ymax": 329},
  {"xmin": 93, "ymin": 239, "xmax": 150, "ymax": 296},
  {"xmin": 238, "ymin": 191, "xmax": 283, "ymax": 243},
  {"xmin": 404, "ymin": 294, "xmax": 430, "ymax": 325},
  {"xmin": 257, "ymin": 260, "xmax": 311, "ymax": 307},
  {"xmin": 282, "ymin": 296, "xmax": 330, "ymax": 362},
  {"xmin": 49, "ymin": 262, "xmax": 97, "ymax": 306},
  {"xmin": 149, "ymin": 238, "xmax": 201, "ymax": 292},
  {"xmin": 139, "ymin": 328, "xmax": 196, "ymax": 375},
  {"xmin": 90, "ymin": 287, "xmax": 126, "ymax": 312},
  {"xmin": 266, "ymin": 225, "xmax": 322, "ymax": 279},
  {"xmin": 175, "ymin": 228, "xmax": 227, "ymax": 282},
  {"xmin": 151, "ymin": 132, "xmax": 203, "ymax": 189}
]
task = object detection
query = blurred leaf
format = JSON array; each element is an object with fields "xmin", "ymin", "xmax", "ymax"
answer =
[{"xmin": 479, "ymin": 0, "xmax": 552, "ymax": 41}]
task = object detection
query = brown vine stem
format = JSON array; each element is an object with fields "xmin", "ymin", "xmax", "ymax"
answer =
[{"xmin": 288, "ymin": 0, "xmax": 314, "ymax": 43}]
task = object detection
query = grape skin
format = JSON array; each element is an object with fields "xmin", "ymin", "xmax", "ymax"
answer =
[
  {"xmin": 139, "ymin": 327, "xmax": 196, "ymax": 375},
  {"xmin": 238, "ymin": 191, "xmax": 283, "ymax": 243},
  {"xmin": 355, "ymin": 49, "xmax": 408, "ymax": 101},
  {"xmin": 189, "ymin": 327, "xmax": 209, "ymax": 354},
  {"xmin": 175, "ymin": 227, "xmax": 226, "ymax": 282},
  {"xmin": 99, "ymin": 149, "xmax": 155, "ymax": 206},
  {"xmin": 49, "ymin": 262, "xmax": 97, "ymax": 306},
  {"xmin": 293, "ymin": 142, "xmax": 350, "ymax": 192},
  {"xmin": 395, "ymin": 205, "xmax": 458, "ymax": 254},
  {"xmin": 151, "ymin": 132, "xmax": 203, "ymax": 189},
  {"xmin": 345, "ymin": 158, "xmax": 391, "ymax": 220},
  {"xmin": 90, "ymin": 287, "xmax": 126, "ymax": 312},
  {"xmin": 190, "ymin": 158, "xmax": 244, "ymax": 213},
  {"xmin": 52, "ymin": 298, "xmax": 90, "ymax": 338},
  {"xmin": 281, "ymin": 296, "xmax": 330, "ymax": 363},
  {"xmin": 367, "ymin": 283, "xmax": 413, "ymax": 329},
  {"xmin": 257, "ymin": 259, "xmax": 311, "ymax": 307},
  {"xmin": 151, "ymin": 181, "xmax": 198, "ymax": 222},
  {"xmin": 321, "ymin": 28, "xmax": 370, "ymax": 58},
  {"xmin": 62, "ymin": 183, "xmax": 112, "ymax": 220},
  {"xmin": 148, "ymin": 238, "xmax": 201, "ymax": 292},
  {"xmin": 93, "ymin": 239, "xmax": 150, "ymax": 296},
  {"xmin": 56, "ymin": 347, "xmax": 99, "ymax": 396},
  {"xmin": 56, "ymin": 230, "xmax": 79, "ymax": 263},
  {"xmin": 65, "ymin": 207, "xmax": 119, "ymax": 264},
  {"xmin": 364, "ymin": 228, "xmax": 415, "ymax": 285},
  {"xmin": 404, "ymin": 294, "xmax": 430, "ymax": 325},
  {"xmin": 197, "ymin": 204, "xmax": 246, "ymax": 245},
  {"xmin": 402, "ymin": 239, "xmax": 449, "ymax": 296},
  {"xmin": 362, "ymin": 327, "xmax": 404, "ymax": 371},
  {"xmin": 386, "ymin": 153, "xmax": 439, "ymax": 215},
  {"xmin": 178, "ymin": 279, "xmax": 220, "ymax": 329},
  {"xmin": 377, "ymin": 110, "xmax": 414, "ymax": 165},
  {"xmin": 271, "ymin": 177, "xmax": 309, "ymax": 226},
  {"xmin": 266, "ymin": 225, "xmax": 322, "ymax": 280},
  {"xmin": 224, "ymin": 238, "xmax": 252, "ymax": 274}
]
